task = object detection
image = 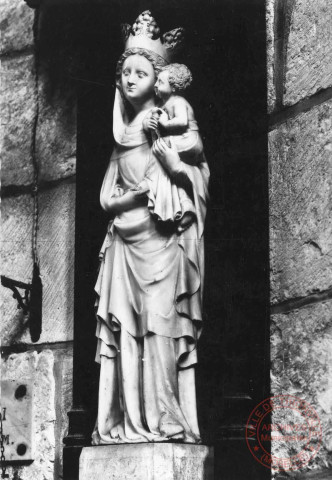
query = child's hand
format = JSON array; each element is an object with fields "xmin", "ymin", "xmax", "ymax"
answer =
[
  {"xmin": 143, "ymin": 117, "xmax": 158, "ymax": 132},
  {"xmin": 143, "ymin": 110, "xmax": 159, "ymax": 132}
]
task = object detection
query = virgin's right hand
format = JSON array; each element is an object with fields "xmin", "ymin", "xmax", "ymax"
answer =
[{"xmin": 116, "ymin": 190, "xmax": 147, "ymax": 213}]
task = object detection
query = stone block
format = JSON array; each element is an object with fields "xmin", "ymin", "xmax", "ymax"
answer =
[
  {"xmin": 270, "ymin": 100, "xmax": 332, "ymax": 304},
  {"xmin": 0, "ymin": 193, "xmax": 34, "ymax": 342},
  {"xmin": 0, "ymin": 0, "xmax": 35, "ymax": 54},
  {"xmin": 0, "ymin": 55, "xmax": 35, "ymax": 187},
  {"xmin": 266, "ymin": 0, "xmax": 276, "ymax": 112},
  {"xmin": 36, "ymin": 68, "xmax": 76, "ymax": 182},
  {"xmin": 1, "ymin": 182, "xmax": 75, "ymax": 345},
  {"xmin": 284, "ymin": 0, "xmax": 332, "ymax": 105},
  {"xmin": 37, "ymin": 181, "xmax": 75, "ymax": 343},
  {"xmin": 271, "ymin": 300, "xmax": 332, "ymax": 469},
  {"xmin": 1, "ymin": 350, "xmax": 56, "ymax": 480},
  {"xmin": 1, "ymin": 56, "xmax": 76, "ymax": 188},
  {"xmin": 53, "ymin": 344, "xmax": 73, "ymax": 479},
  {"xmin": 80, "ymin": 444, "xmax": 214, "ymax": 480}
]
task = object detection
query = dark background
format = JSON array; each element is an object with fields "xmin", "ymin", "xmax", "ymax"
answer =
[{"xmin": 39, "ymin": 0, "xmax": 270, "ymax": 478}]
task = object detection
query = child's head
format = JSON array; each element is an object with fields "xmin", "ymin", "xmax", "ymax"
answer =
[{"xmin": 155, "ymin": 63, "xmax": 192, "ymax": 99}]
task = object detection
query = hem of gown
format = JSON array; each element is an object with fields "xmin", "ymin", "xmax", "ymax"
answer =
[
  {"xmin": 91, "ymin": 414, "xmax": 202, "ymax": 445},
  {"xmin": 91, "ymin": 435, "xmax": 202, "ymax": 445},
  {"xmin": 94, "ymin": 305, "xmax": 202, "ymax": 340},
  {"xmin": 94, "ymin": 321, "xmax": 200, "ymax": 369}
]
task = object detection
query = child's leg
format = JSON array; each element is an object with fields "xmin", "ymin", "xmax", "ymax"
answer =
[{"xmin": 170, "ymin": 131, "xmax": 203, "ymax": 166}]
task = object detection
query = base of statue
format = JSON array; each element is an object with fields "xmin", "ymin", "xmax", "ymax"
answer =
[{"xmin": 79, "ymin": 443, "xmax": 214, "ymax": 480}]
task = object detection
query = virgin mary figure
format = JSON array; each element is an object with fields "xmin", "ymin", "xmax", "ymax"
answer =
[{"xmin": 92, "ymin": 11, "xmax": 209, "ymax": 445}]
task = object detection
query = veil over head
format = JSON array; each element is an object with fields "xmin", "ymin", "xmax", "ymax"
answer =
[{"xmin": 113, "ymin": 9, "xmax": 184, "ymax": 145}]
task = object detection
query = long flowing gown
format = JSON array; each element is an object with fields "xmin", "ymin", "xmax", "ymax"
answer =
[{"xmin": 92, "ymin": 90, "xmax": 209, "ymax": 445}]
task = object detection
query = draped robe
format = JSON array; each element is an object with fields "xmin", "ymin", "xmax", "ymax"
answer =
[{"xmin": 92, "ymin": 90, "xmax": 209, "ymax": 445}]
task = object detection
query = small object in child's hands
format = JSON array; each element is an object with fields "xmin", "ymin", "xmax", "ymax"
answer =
[
  {"xmin": 131, "ymin": 181, "xmax": 150, "ymax": 195},
  {"xmin": 150, "ymin": 107, "xmax": 163, "ymax": 141}
]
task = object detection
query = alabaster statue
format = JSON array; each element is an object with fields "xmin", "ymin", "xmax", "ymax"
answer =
[{"xmin": 92, "ymin": 10, "xmax": 209, "ymax": 445}]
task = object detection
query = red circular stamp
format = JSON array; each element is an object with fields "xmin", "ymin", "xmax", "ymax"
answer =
[{"xmin": 246, "ymin": 395, "xmax": 322, "ymax": 471}]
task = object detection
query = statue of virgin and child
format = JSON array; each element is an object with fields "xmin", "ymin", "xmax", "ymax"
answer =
[{"xmin": 92, "ymin": 11, "xmax": 210, "ymax": 446}]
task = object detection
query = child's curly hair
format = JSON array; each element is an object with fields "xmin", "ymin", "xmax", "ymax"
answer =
[{"xmin": 161, "ymin": 63, "xmax": 193, "ymax": 93}]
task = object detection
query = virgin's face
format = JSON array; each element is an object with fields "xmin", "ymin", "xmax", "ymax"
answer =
[{"xmin": 121, "ymin": 55, "xmax": 156, "ymax": 105}]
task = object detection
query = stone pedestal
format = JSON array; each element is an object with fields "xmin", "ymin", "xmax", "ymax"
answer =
[{"xmin": 79, "ymin": 443, "xmax": 214, "ymax": 480}]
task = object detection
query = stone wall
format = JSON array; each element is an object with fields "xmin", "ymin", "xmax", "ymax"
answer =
[
  {"xmin": 0, "ymin": 1, "xmax": 76, "ymax": 479},
  {"xmin": 2, "ymin": 1, "xmax": 332, "ymax": 479},
  {"xmin": 268, "ymin": 0, "xmax": 332, "ymax": 478}
]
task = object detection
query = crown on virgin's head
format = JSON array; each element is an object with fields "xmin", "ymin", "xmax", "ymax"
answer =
[{"xmin": 121, "ymin": 10, "xmax": 184, "ymax": 63}]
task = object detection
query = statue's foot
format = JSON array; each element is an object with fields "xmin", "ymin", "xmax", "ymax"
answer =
[
  {"xmin": 91, "ymin": 430, "xmax": 100, "ymax": 445},
  {"xmin": 183, "ymin": 432, "xmax": 202, "ymax": 444},
  {"xmin": 159, "ymin": 412, "xmax": 185, "ymax": 439}
]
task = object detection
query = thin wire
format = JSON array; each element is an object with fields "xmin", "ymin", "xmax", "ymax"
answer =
[{"xmin": 31, "ymin": 9, "xmax": 40, "ymax": 267}]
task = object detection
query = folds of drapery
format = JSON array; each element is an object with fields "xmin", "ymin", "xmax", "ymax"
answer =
[
  {"xmin": 92, "ymin": 331, "xmax": 201, "ymax": 445},
  {"xmin": 96, "ymin": 141, "xmax": 209, "ymax": 369},
  {"xmin": 93, "ymin": 87, "xmax": 209, "ymax": 443}
]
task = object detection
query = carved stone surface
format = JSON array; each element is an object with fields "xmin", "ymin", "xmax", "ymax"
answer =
[
  {"xmin": 92, "ymin": 11, "xmax": 208, "ymax": 446},
  {"xmin": 284, "ymin": 0, "xmax": 332, "ymax": 105},
  {"xmin": 1, "ymin": 351, "xmax": 55, "ymax": 480},
  {"xmin": 266, "ymin": 0, "xmax": 276, "ymax": 112},
  {"xmin": 79, "ymin": 444, "xmax": 214, "ymax": 480},
  {"xmin": 0, "ymin": 194, "xmax": 34, "ymax": 343},
  {"xmin": 1, "ymin": 182, "xmax": 75, "ymax": 345},
  {"xmin": 0, "ymin": 0, "xmax": 34, "ymax": 54},
  {"xmin": 270, "ymin": 99, "xmax": 332, "ymax": 304},
  {"xmin": 36, "ymin": 68, "xmax": 77, "ymax": 183},
  {"xmin": 1, "ymin": 379, "xmax": 33, "ymax": 461},
  {"xmin": 271, "ymin": 300, "xmax": 332, "ymax": 467},
  {"xmin": 37, "ymin": 181, "xmax": 75, "ymax": 342},
  {"xmin": 0, "ymin": 59, "xmax": 76, "ymax": 190},
  {"xmin": 0, "ymin": 55, "xmax": 36, "ymax": 187},
  {"xmin": 1, "ymin": 347, "xmax": 72, "ymax": 479},
  {"xmin": 53, "ymin": 344, "xmax": 73, "ymax": 480}
]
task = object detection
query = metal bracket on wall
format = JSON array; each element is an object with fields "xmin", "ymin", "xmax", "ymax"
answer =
[
  {"xmin": 1, "ymin": 276, "xmax": 30, "ymax": 315},
  {"xmin": 1, "ymin": 263, "xmax": 42, "ymax": 342}
]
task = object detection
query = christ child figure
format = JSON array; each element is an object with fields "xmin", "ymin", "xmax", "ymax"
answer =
[
  {"xmin": 153, "ymin": 63, "xmax": 203, "ymax": 164},
  {"xmin": 143, "ymin": 64, "xmax": 204, "ymax": 233}
]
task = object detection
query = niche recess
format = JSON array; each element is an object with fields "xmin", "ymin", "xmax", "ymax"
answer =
[{"xmin": 38, "ymin": 1, "xmax": 270, "ymax": 479}]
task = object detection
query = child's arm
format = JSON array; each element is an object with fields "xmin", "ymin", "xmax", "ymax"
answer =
[
  {"xmin": 158, "ymin": 99, "xmax": 188, "ymax": 132},
  {"xmin": 143, "ymin": 108, "xmax": 160, "ymax": 133}
]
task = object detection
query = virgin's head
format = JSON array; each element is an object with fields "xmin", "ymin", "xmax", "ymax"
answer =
[{"xmin": 116, "ymin": 48, "xmax": 167, "ymax": 108}]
